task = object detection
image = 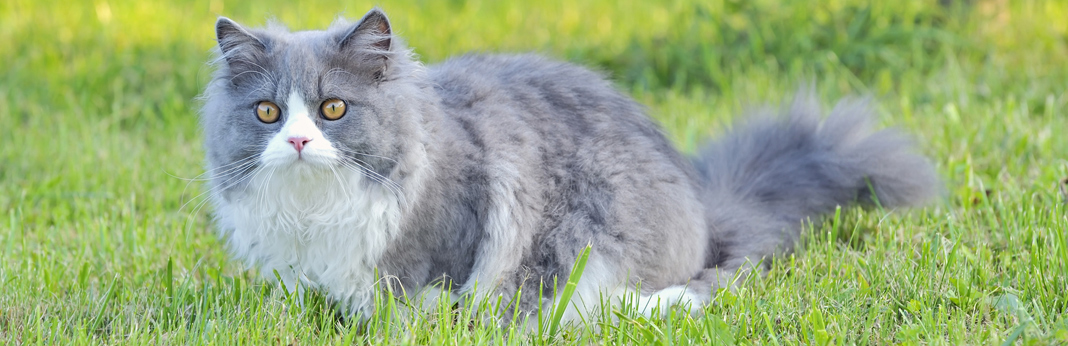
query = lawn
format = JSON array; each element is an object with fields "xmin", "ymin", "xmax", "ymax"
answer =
[{"xmin": 1, "ymin": 0, "xmax": 1066, "ymax": 344}]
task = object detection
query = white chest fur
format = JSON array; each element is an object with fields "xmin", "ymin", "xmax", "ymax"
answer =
[{"xmin": 214, "ymin": 167, "xmax": 401, "ymax": 314}]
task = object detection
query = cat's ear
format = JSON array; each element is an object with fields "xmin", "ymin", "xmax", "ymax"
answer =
[
  {"xmin": 340, "ymin": 8, "xmax": 392, "ymax": 53},
  {"xmin": 337, "ymin": 8, "xmax": 393, "ymax": 79},
  {"xmin": 215, "ymin": 17, "xmax": 268, "ymax": 77}
]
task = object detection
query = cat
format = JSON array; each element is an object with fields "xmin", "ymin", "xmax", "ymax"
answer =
[{"xmin": 200, "ymin": 8, "xmax": 939, "ymax": 324}]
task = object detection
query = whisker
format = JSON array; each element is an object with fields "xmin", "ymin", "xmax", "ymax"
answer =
[
  {"xmin": 181, "ymin": 164, "xmax": 264, "ymax": 233},
  {"xmin": 178, "ymin": 163, "xmax": 258, "ymax": 214},
  {"xmin": 338, "ymin": 161, "xmax": 383, "ymax": 189},
  {"xmin": 338, "ymin": 159, "xmax": 408, "ymax": 209},
  {"xmin": 328, "ymin": 164, "xmax": 351, "ymax": 199},
  {"xmin": 186, "ymin": 159, "xmax": 258, "ymax": 191},
  {"xmin": 324, "ymin": 67, "xmax": 360, "ymax": 82},
  {"xmin": 345, "ymin": 165, "xmax": 404, "ymax": 208},
  {"xmin": 343, "ymin": 160, "xmax": 398, "ymax": 194},
  {"xmin": 256, "ymin": 166, "xmax": 277, "ymax": 211},
  {"xmin": 169, "ymin": 154, "xmax": 259, "ymax": 183},
  {"xmin": 227, "ymin": 58, "xmax": 275, "ymax": 83},
  {"xmin": 176, "ymin": 156, "xmax": 261, "ymax": 210},
  {"xmin": 244, "ymin": 79, "xmax": 277, "ymax": 100},
  {"xmin": 349, "ymin": 157, "xmax": 405, "ymax": 192},
  {"xmin": 184, "ymin": 187, "xmax": 218, "ymax": 234},
  {"xmin": 167, "ymin": 144, "xmax": 268, "ymax": 208},
  {"xmin": 170, "ymin": 160, "xmax": 253, "ymax": 217},
  {"xmin": 231, "ymin": 70, "xmax": 270, "ymax": 82},
  {"xmin": 334, "ymin": 147, "xmax": 399, "ymax": 164}
]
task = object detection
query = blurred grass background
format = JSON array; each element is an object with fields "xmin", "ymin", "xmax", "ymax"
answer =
[{"xmin": 1, "ymin": 0, "xmax": 1066, "ymax": 344}]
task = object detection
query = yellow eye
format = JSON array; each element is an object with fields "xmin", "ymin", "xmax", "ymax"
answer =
[
  {"xmin": 255, "ymin": 101, "xmax": 280, "ymax": 123},
  {"xmin": 321, "ymin": 98, "xmax": 347, "ymax": 120}
]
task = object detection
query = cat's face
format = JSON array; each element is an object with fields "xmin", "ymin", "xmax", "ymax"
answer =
[{"xmin": 201, "ymin": 9, "xmax": 419, "ymax": 197}]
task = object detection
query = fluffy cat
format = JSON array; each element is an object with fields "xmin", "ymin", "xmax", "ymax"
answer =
[{"xmin": 200, "ymin": 8, "xmax": 939, "ymax": 323}]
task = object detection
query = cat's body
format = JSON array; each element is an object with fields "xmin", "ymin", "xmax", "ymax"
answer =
[{"xmin": 201, "ymin": 9, "xmax": 939, "ymax": 322}]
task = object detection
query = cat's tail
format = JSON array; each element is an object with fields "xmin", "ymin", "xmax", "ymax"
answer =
[{"xmin": 692, "ymin": 91, "xmax": 940, "ymax": 276}]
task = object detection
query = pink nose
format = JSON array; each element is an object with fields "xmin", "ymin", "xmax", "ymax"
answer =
[{"xmin": 287, "ymin": 136, "xmax": 311, "ymax": 153}]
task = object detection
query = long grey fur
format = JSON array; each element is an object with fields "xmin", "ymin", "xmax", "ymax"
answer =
[
  {"xmin": 200, "ymin": 8, "xmax": 940, "ymax": 322},
  {"xmin": 691, "ymin": 93, "xmax": 940, "ymax": 293}
]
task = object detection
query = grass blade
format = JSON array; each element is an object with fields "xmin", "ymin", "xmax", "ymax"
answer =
[{"xmin": 546, "ymin": 243, "xmax": 591, "ymax": 337}]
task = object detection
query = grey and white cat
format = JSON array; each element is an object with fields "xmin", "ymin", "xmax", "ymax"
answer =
[{"xmin": 200, "ymin": 8, "xmax": 939, "ymax": 322}]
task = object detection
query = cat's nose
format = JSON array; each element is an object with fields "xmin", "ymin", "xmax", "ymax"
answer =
[{"xmin": 287, "ymin": 136, "xmax": 311, "ymax": 153}]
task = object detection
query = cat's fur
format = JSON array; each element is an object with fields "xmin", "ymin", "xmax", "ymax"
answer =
[{"xmin": 200, "ymin": 8, "xmax": 939, "ymax": 322}]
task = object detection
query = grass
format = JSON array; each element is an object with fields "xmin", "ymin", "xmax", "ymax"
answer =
[{"xmin": 1, "ymin": 0, "xmax": 1066, "ymax": 344}]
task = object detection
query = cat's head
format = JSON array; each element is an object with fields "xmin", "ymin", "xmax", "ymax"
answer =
[{"xmin": 200, "ymin": 9, "xmax": 427, "ymax": 198}]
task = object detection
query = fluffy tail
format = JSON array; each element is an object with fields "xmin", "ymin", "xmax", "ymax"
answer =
[{"xmin": 693, "ymin": 92, "xmax": 940, "ymax": 272}]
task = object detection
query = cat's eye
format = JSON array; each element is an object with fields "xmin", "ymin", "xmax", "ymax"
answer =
[
  {"xmin": 255, "ymin": 101, "xmax": 281, "ymax": 123},
  {"xmin": 321, "ymin": 98, "xmax": 347, "ymax": 120}
]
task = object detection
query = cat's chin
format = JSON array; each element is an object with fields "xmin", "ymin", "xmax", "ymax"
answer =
[{"xmin": 272, "ymin": 159, "xmax": 337, "ymax": 177}]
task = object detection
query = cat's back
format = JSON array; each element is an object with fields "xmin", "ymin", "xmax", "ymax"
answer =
[
  {"xmin": 428, "ymin": 53, "xmax": 620, "ymax": 108},
  {"xmin": 426, "ymin": 53, "xmax": 670, "ymax": 149},
  {"xmin": 430, "ymin": 54, "xmax": 641, "ymax": 118}
]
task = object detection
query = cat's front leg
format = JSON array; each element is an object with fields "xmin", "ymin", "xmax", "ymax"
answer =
[{"xmin": 262, "ymin": 266, "xmax": 307, "ymax": 309}]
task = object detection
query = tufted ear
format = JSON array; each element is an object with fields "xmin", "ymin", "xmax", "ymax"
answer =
[
  {"xmin": 215, "ymin": 17, "xmax": 268, "ymax": 78},
  {"xmin": 339, "ymin": 8, "xmax": 392, "ymax": 53}
]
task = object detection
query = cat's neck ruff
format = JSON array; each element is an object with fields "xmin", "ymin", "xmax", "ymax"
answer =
[{"xmin": 214, "ymin": 162, "xmax": 403, "ymax": 314}]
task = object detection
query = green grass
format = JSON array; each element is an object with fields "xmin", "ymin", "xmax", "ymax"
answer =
[{"xmin": 2, "ymin": 0, "xmax": 1067, "ymax": 344}]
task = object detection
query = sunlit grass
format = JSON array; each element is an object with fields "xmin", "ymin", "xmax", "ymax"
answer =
[{"xmin": 1, "ymin": 0, "xmax": 1066, "ymax": 344}]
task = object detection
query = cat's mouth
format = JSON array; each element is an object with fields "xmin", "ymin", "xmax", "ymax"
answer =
[
  {"xmin": 287, "ymin": 151, "xmax": 335, "ymax": 166},
  {"xmin": 260, "ymin": 146, "xmax": 339, "ymax": 171}
]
